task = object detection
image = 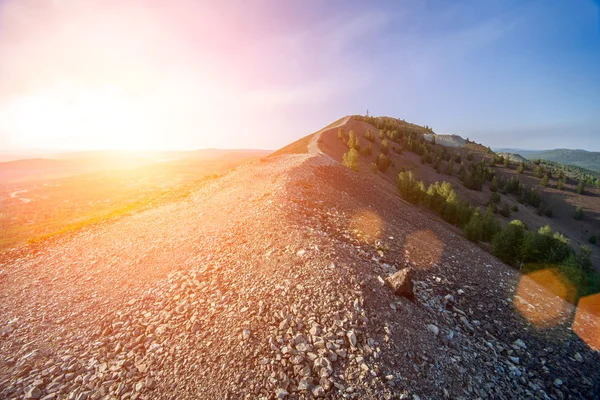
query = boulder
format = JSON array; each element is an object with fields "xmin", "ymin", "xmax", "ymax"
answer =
[{"xmin": 386, "ymin": 267, "xmax": 414, "ymax": 299}]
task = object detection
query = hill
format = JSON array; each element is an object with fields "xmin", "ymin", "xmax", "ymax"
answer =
[
  {"xmin": 497, "ymin": 152, "xmax": 528, "ymax": 163},
  {"xmin": 495, "ymin": 148, "xmax": 600, "ymax": 172},
  {"xmin": 0, "ymin": 117, "xmax": 599, "ymax": 399}
]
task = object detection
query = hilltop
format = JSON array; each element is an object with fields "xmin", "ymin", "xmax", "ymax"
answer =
[{"xmin": 0, "ymin": 116, "xmax": 599, "ymax": 399}]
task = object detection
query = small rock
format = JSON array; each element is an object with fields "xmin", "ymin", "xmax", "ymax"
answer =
[
  {"xmin": 554, "ymin": 378, "xmax": 563, "ymax": 387},
  {"xmin": 242, "ymin": 329, "xmax": 251, "ymax": 341},
  {"xmin": 513, "ymin": 339, "xmax": 527, "ymax": 350},
  {"xmin": 574, "ymin": 352, "xmax": 583, "ymax": 363},
  {"xmin": 386, "ymin": 267, "xmax": 414, "ymax": 299},
  {"xmin": 312, "ymin": 385, "xmax": 325, "ymax": 397},
  {"xmin": 275, "ymin": 388, "xmax": 288, "ymax": 399},
  {"xmin": 347, "ymin": 331, "xmax": 357, "ymax": 347},
  {"xmin": 426, "ymin": 324, "xmax": 439, "ymax": 336}
]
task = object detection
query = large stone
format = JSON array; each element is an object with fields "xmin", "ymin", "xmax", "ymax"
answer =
[
  {"xmin": 386, "ymin": 267, "xmax": 414, "ymax": 299},
  {"xmin": 24, "ymin": 386, "xmax": 42, "ymax": 399}
]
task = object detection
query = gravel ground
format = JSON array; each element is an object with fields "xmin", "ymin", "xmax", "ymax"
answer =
[{"xmin": 1, "ymin": 120, "xmax": 599, "ymax": 399}]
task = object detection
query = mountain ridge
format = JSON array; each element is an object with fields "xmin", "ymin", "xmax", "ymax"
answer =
[{"xmin": 1, "ymin": 116, "xmax": 599, "ymax": 399}]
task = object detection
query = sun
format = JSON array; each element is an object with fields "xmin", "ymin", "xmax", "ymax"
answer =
[{"xmin": 1, "ymin": 83, "xmax": 153, "ymax": 150}]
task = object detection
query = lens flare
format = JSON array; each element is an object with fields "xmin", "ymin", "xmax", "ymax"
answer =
[{"xmin": 513, "ymin": 268, "xmax": 576, "ymax": 328}]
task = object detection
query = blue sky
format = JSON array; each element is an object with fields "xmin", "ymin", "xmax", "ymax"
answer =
[{"xmin": 0, "ymin": 0, "xmax": 598, "ymax": 152}]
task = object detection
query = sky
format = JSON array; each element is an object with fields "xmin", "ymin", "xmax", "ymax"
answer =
[{"xmin": 0, "ymin": 0, "xmax": 599, "ymax": 154}]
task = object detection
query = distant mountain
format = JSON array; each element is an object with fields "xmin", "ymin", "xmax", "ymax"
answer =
[{"xmin": 494, "ymin": 148, "xmax": 600, "ymax": 172}]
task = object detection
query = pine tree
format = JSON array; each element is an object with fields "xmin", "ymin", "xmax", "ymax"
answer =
[
  {"xmin": 490, "ymin": 176, "xmax": 498, "ymax": 192},
  {"xmin": 516, "ymin": 163, "xmax": 524, "ymax": 174},
  {"xmin": 576, "ymin": 180, "xmax": 585, "ymax": 195},
  {"xmin": 342, "ymin": 148, "xmax": 359, "ymax": 172}
]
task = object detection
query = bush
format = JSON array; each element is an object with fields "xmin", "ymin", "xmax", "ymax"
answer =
[
  {"xmin": 348, "ymin": 130, "xmax": 360, "ymax": 150},
  {"xmin": 490, "ymin": 176, "xmax": 498, "ymax": 192},
  {"xmin": 589, "ymin": 235, "xmax": 597, "ymax": 245},
  {"xmin": 576, "ymin": 180, "xmax": 585, "ymax": 194},
  {"xmin": 574, "ymin": 206, "xmax": 584, "ymax": 220},
  {"xmin": 365, "ymin": 129, "xmax": 375, "ymax": 142},
  {"xmin": 380, "ymin": 139, "xmax": 389, "ymax": 155},
  {"xmin": 516, "ymin": 163, "xmax": 524, "ymax": 174},
  {"xmin": 544, "ymin": 206, "xmax": 553, "ymax": 218},
  {"xmin": 488, "ymin": 192, "xmax": 501, "ymax": 205},
  {"xmin": 511, "ymin": 204, "xmax": 519, "ymax": 212},
  {"xmin": 342, "ymin": 148, "xmax": 359, "ymax": 172},
  {"xmin": 338, "ymin": 128, "xmax": 346, "ymax": 141},
  {"xmin": 499, "ymin": 203, "xmax": 511, "ymax": 218},
  {"xmin": 464, "ymin": 209, "xmax": 484, "ymax": 243},
  {"xmin": 540, "ymin": 175, "xmax": 549, "ymax": 187},
  {"xmin": 376, "ymin": 153, "xmax": 392, "ymax": 172},
  {"xmin": 361, "ymin": 142, "xmax": 373, "ymax": 156},
  {"xmin": 397, "ymin": 171, "xmax": 426, "ymax": 204},
  {"xmin": 492, "ymin": 220, "xmax": 526, "ymax": 265}
]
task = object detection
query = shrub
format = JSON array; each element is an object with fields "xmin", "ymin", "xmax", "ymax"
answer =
[
  {"xmin": 361, "ymin": 142, "xmax": 373, "ymax": 156},
  {"xmin": 490, "ymin": 176, "xmax": 498, "ymax": 192},
  {"xmin": 342, "ymin": 148, "xmax": 359, "ymax": 172},
  {"xmin": 464, "ymin": 209, "xmax": 483, "ymax": 243},
  {"xmin": 492, "ymin": 220, "xmax": 526, "ymax": 265},
  {"xmin": 516, "ymin": 163, "xmax": 524, "ymax": 174},
  {"xmin": 576, "ymin": 180, "xmax": 585, "ymax": 194},
  {"xmin": 467, "ymin": 152, "xmax": 473, "ymax": 161},
  {"xmin": 397, "ymin": 171, "xmax": 426, "ymax": 204},
  {"xmin": 589, "ymin": 235, "xmax": 597, "ymax": 245},
  {"xmin": 376, "ymin": 153, "xmax": 392, "ymax": 172},
  {"xmin": 348, "ymin": 130, "xmax": 360, "ymax": 150},
  {"xmin": 370, "ymin": 162, "xmax": 378, "ymax": 173},
  {"xmin": 574, "ymin": 206, "xmax": 584, "ymax": 220},
  {"xmin": 499, "ymin": 203, "xmax": 511, "ymax": 218},
  {"xmin": 540, "ymin": 175, "xmax": 549, "ymax": 187},
  {"xmin": 365, "ymin": 129, "xmax": 375, "ymax": 142},
  {"xmin": 338, "ymin": 128, "xmax": 346, "ymax": 141},
  {"xmin": 544, "ymin": 206, "xmax": 553, "ymax": 218},
  {"xmin": 488, "ymin": 192, "xmax": 501, "ymax": 205},
  {"xmin": 481, "ymin": 206, "xmax": 501, "ymax": 242},
  {"xmin": 511, "ymin": 204, "xmax": 519, "ymax": 212},
  {"xmin": 380, "ymin": 139, "xmax": 389, "ymax": 155}
]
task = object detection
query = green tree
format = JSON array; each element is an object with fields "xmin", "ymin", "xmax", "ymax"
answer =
[
  {"xmin": 464, "ymin": 209, "xmax": 483, "ymax": 243},
  {"xmin": 467, "ymin": 152, "xmax": 473, "ymax": 162},
  {"xmin": 397, "ymin": 171, "xmax": 426, "ymax": 204},
  {"xmin": 492, "ymin": 220, "xmax": 526, "ymax": 265},
  {"xmin": 361, "ymin": 142, "xmax": 373, "ymax": 156},
  {"xmin": 534, "ymin": 165, "xmax": 544, "ymax": 178},
  {"xmin": 574, "ymin": 206, "xmax": 584, "ymax": 220},
  {"xmin": 337, "ymin": 128, "xmax": 346, "ymax": 141},
  {"xmin": 516, "ymin": 163, "xmax": 524, "ymax": 174},
  {"xmin": 365, "ymin": 129, "xmax": 375, "ymax": 142},
  {"xmin": 503, "ymin": 157, "xmax": 510, "ymax": 168},
  {"xmin": 380, "ymin": 139, "xmax": 389, "ymax": 155},
  {"xmin": 540, "ymin": 174, "xmax": 549, "ymax": 187},
  {"xmin": 576, "ymin": 180, "xmax": 585, "ymax": 195},
  {"xmin": 348, "ymin": 130, "xmax": 360, "ymax": 150},
  {"xmin": 490, "ymin": 176, "xmax": 498, "ymax": 192},
  {"xmin": 342, "ymin": 148, "xmax": 360, "ymax": 172},
  {"xmin": 376, "ymin": 153, "xmax": 392, "ymax": 172}
]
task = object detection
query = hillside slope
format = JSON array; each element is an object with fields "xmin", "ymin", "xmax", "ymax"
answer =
[{"xmin": 1, "ymin": 118, "xmax": 599, "ymax": 399}]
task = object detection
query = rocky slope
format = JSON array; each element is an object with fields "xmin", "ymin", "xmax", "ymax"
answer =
[{"xmin": 1, "ymin": 118, "xmax": 599, "ymax": 399}]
